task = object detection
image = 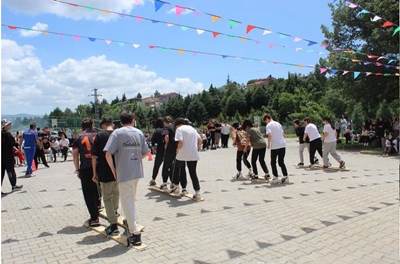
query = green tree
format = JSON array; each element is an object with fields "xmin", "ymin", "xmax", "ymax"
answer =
[
  {"xmin": 136, "ymin": 93, "xmax": 142, "ymax": 99},
  {"xmin": 186, "ymin": 98, "xmax": 207, "ymax": 126},
  {"xmin": 376, "ymin": 100, "xmax": 394, "ymax": 120},
  {"xmin": 49, "ymin": 107, "xmax": 63, "ymax": 118},
  {"xmin": 154, "ymin": 90, "xmax": 161, "ymax": 98},
  {"xmin": 225, "ymin": 90, "xmax": 247, "ymax": 116},
  {"xmin": 351, "ymin": 102, "xmax": 365, "ymax": 127},
  {"xmin": 251, "ymin": 85, "xmax": 268, "ymax": 110}
]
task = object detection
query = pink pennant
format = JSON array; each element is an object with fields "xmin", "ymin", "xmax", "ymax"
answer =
[
  {"xmin": 269, "ymin": 43, "xmax": 276, "ymax": 48},
  {"xmin": 135, "ymin": 17, "xmax": 144, "ymax": 22},
  {"xmin": 192, "ymin": 52, "xmax": 197, "ymax": 56},
  {"xmin": 320, "ymin": 43, "xmax": 329, "ymax": 47},
  {"xmin": 105, "ymin": 40, "xmax": 112, "ymax": 44},
  {"xmin": 135, "ymin": 0, "xmax": 141, "ymax": 4},
  {"xmin": 176, "ymin": 6, "xmax": 185, "ymax": 16},
  {"xmin": 348, "ymin": 3, "xmax": 357, "ymax": 8},
  {"xmin": 255, "ymin": 40, "xmax": 261, "ymax": 45},
  {"xmin": 375, "ymin": 62, "xmax": 383, "ymax": 66},
  {"xmin": 8, "ymin": 26, "xmax": 17, "ymax": 30},
  {"xmin": 57, "ymin": 34, "xmax": 64, "ymax": 39},
  {"xmin": 294, "ymin": 37, "xmax": 302, "ymax": 42},
  {"xmin": 320, "ymin": 68, "xmax": 328, "ymax": 74},
  {"xmin": 193, "ymin": 10, "xmax": 201, "ymax": 16},
  {"xmin": 367, "ymin": 55, "xmax": 378, "ymax": 59},
  {"xmin": 73, "ymin": 36, "xmax": 80, "ymax": 41},
  {"xmin": 342, "ymin": 71, "xmax": 349, "ymax": 75}
]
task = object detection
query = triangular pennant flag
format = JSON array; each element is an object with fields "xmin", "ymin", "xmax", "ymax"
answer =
[
  {"xmin": 151, "ymin": 20, "xmax": 159, "ymax": 23},
  {"xmin": 269, "ymin": 43, "xmax": 276, "ymax": 48},
  {"xmin": 167, "ymin": 23, "xmax": 174, "ymax": 27},
  {"xmin": 175, "ymin": 6, "xmax": 185, "ymax": 16},
  {"xmin": 307, "ymin": 50, "xmax": 314, "ymax": 53},
  {"xmin": 388, "ymin": 59, "xmax": 396, "ymax": 64},
  {"xmin": 392, "ymin": 26, "xmax": 400, "ymax": 36},
  {"xmin": 193, "ymin": 10, "xmax": 201, "ymax": 16},
  {"xmin": 297, "ymin": 65, "xmax": 303, "ymax": 69},
  {"xmin": 236, "ymin": 57, "xmax": 243, "ymax": 60},
  {"xmin": 211, "ymin": 16, "xmax": 221, "ymax": 23},
  {"xmin": 384, "ymin": 73, "xmax": 391, "ymax": 76},
  {"xmin": 279, "ymin": 34, "xmax": 287, "ymax": 39},
  {"xmin": 348, "ymin": 3, "xmax": 357, "ymax": 8},
  {"xmin": 148, "ymin": 45, "xmax": 155, "ymax": 49},
  {"xmin": 382, "ymin": 21, "xmax": 394, "ymax": 28},
  {"xmin": 375, "ymin": 62, "xmax": 383, "ymax": 66},
  {"xmin": 321, "ymin": 43, "xmax": 329, "ymax": 47},
  {"xmin": 192, "ymin": 52, "xmax": 197, "ymax": 56},
  {"xmin": 102, "ymin": 10, "xmax": 111, "ymax": 14},
  {"xmin": 177, "ymin": 50, "xmax": 184, "ymax": 54},
  {"xmin": 351, "ymin": 59, "xmax": 360, "ymax": 62},
  {"xmin": 73, "ymin": 36, "xmax": 80, "ymax": 41},
  {"xmin": 371, "ymin": 15, "xmax": 381, "ymax": 21},
  {"xmin": 212, "ymin": 32, "xmax": 220, "ymax": 38},
  {"xmin": 263, "ymin": 30, "xmax": 272, "ymax": 35},
  {"xmin": 87, "ymin": 7, "xmax": 94, "ymax": 11},
  {"xmin": 331, "ymin": 69, "xmax": 339, "ymax": 74},
  {"xmin": 260, "ymin": 60, "xmax": 266, "ymax": 63},
  {"xmin": 255, "ymin": 40, "xmax": 261, "ymax": 44},
  {"xmin": 196, "ymin": 29, "xmax": 205, "ymax": 34},
  {"xmin": 294, "ymin": 37, "xmax": 302, "ymax": 42},
  {"xmin": 105, "ymin": 40, "xmax": 112, "ymax": 44},
  {"xmin": 230, "ymin": 20, "xmax": 238, "ymax": 29},
  {"xmin": 240, "ymin": 37, "xmax": 247, "ymax": 41},
  {"xmin": 57, "ymin": 34, "xmax": 64, "ymax": 39},
  {"xmin": 364, "ymin": 61, "xmax": 372, "ymax": 65},
  {"xmin": 295, "ymin": 48, "xmax": 302, "ymax": 52},
  {"xmin": 320, "ymin": 68, "xmax": 328, "ymax": 74},
  {"xmin": 375, "ymin": 73, "xmax": 382, "ymax": 76},
  {"xmin": 154, "ymin": 0, "xmax": 165, "ymax": 12},
  {"xmin": 354, "ymin": 72, "xmax": 360, "ymax": 78},
  {"xmin": 385, "ymin": 65, "xmax": 391, "ymax": 68},
  {"xmin": 88, "ymin": 37, "xmax": 96, "ymax": 42},
  {"xmin": 119, "ymin": 13, "xmax": 126, "ymax": 18},
  {"xmin": 68, "ymin": 3, "xmax": 78, "ymax": 7},
  {"xmin": 356, "ymin": 9, "xmax": 369, "ymax": 17},
  {"xmin": 367, "ymin": 55, "xmax": 378, "ymax": 59},
  {"xmin": 162, "ymin": 48, "xmax": 168, "ymax": 51},
  {"xmin": 135, "ymin": 17, "xmax": 144, "ymax": 22},
  {"xmin": 227, "ymin": 35, "xmax": 234, "ymax": 39},
  {"xmin": 308, "ymin": 41, "xmax": 317, "ymax": 46},
  {"xmin": 377, "ymin": 56, "xmax": 388, "ymax": 60},
  {"xmin": 222, "ymin": 55, "xmax": 227, "ymax": 59},
  {"xmin": 396, "ymin": 73, "xmax": 400, "ymax": 76},
  {"xmin": 8, "ymin": 26, "xmax": 17, "ymax": 30},
  {"xmin": 246, "ymin": 25, "xmax": 256, "ymax": 34},
  {"xmin": 132, "ymin": 44, "xmax": 140, "ymax": 48},
  {"xmin": 118, "ymin": 42, "xmax": 125, "ymax": 47},
  {"xmin": 342, "ymin": 71, "xmax": 349, "ymax": 75},
  {"xmin": 366, "ymin": 72, "xmax": 372, "ymax": 76},
  {"xmin": 180, "ymin": 26, "xmax": 189, "ymax": 31},
  {"xmin": 42, "ymin": 31, "xmax": 48, "ymax": 35}
]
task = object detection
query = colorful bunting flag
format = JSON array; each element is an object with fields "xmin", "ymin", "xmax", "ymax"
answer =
[
  {"xmin": 132, "ymin": 44, "xmax": 140, "ymax": 48},
  {"xmin": 175, "ymin": 6, "xmax": 185, "ymax": 16},
  {"xmin": 196, "ymin": 29, "xmax": 205, "ymax": 34},
  {"xmin": 105, "ymin": 40, "xmax": 112, "ymax": 44},
  {"xmin": 308, "ymin": 41, "xmax": 317, "ymax": 46},
  {"xmin": 348, "ymin": 3, "xmax": 357, "ymax": 8},
  {"xmin": 331, "ymin": 70, "xmax": 339, "ymax": 74},
  {"xmin": 393, "ymin": 27, "xmax": 400, "ymax": 36},
  {"xmin": 356, "ymin": 9, "xmax": 369, "ymax": 17},
  {"xmin": 263, "ymin": 30, "xmax": 272, "ymax": 35},
  {"xmin": 382, "ymin": 21, "xmax": 394, "ymax": 28},
  {"xmin": 154, "ymin": 0, "xmax": 165, "ymax": 12},
  {"xmin": 246, "ymin": 25, "xmax": 256, "ymax": 34},
  {"xmin": 229, "ymin": 20, "xmax": 238, "ymax": 29},
  {"xmin": 294, "ymin": 37, "xmax": 302, "ymax": 42},
  {"xmin": 320, "ymin": 68, "xmax": 328, "ymax": 74},
  {"xmin": 211, "ymin": 16, "xmax": 221, "ymax": 23},
  {"xmin": 354, "ymin": 72, "xmax": 360, "ymax": 78},
  {"xmin": 371, "ymin": 15, "xmax": 381, "ymax": 22},
  {"xmin": 342, "ymin": 71, "xmax": 349, "ymax": 75},
  {"xmin": 212, "ymin": 32, "xmax": 220, "ymax": 38},
  {"xmin": 88, "ymin": 37, "xmax": 96, "ymax": 42},
  {"xmin": 178, "ymin": 49, "xmax": 184, "ymax": 54}
]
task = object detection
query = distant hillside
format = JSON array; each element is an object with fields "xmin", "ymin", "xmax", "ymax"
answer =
[{"xmin": 2, "ymin": 113, "xmax": 43, "ymax": 120}]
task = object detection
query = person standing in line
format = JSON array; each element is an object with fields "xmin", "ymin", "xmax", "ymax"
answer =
[
  {"xmin": 34, "ymin": 133, "xmax": 50, "ymax": 169},
  {"xmin": 231, "ymin": 122, "xmax": 252, "ymax": 178},
  {"xmin": 73, "ymin": 118, "xmax": 100, "ymax": 227},
  {"xmin": 221, "ymin": 120, "xmax": 231, "ymax": 148},
  {"xmin": 104, "ymin": 111, "xmax": 148, "ymax": 246},
  {"xmin": 149, "ymin": 118, "xmax": 166, "ymax": 186},
  {"xmin": 92, "ymin": 117, "xmax": 120, "ymax": 236},
  {"xmin": 20, "ymin": 123, "xmax": 41, "ymax": 177},
  {"xmin": 322, "ymin": 117, "xmax": 346, "ymax": 169},
  {"xmin": 334, "ymin": 119, "xmax": 341, "ymax": 141},
  {"xmin": 59, "ymin": 132, "xmax": 70, "ymax": 162},
  {"xmin": 169, "ymin": 118, "xmax": 203, "ymax": 199},
  {"xmin": 293, "ymin": 119, "xmax": 312, "ymax": 166},
  {"xmin": 340, "ymin": 115, "xmax": 347, "ymax": 138},
  {"xmin": 1, "ymin": 119, "xmax": 23, "ymax": 194},
  {"xmin": 303, "ymin": 117, "xmax": 323, "ymax": 168},
  {"xmin": 241, "ymin": 119, "xmax": 270, "ymax": 181},
  {"xmin": 263, "ymin": 114, "xmax": 289, "ymax": 183},
  {"xmin": 214, "ymin": 118, "xmax": 222, "ymax": 148},
  {"xmin": 159, "ymin": 116, "xmax": 177, "ymax": 189}
]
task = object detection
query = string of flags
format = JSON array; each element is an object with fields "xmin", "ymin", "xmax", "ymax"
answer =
[
  {"xmin": 3, "ymin": 23, "xmax": 398, "ymax": 79},
  {"xmin": 48, "ymin": 0, "xmax": 398, "ymax": 67},
  {"xmin": 338, "ymin": 0, "xmax": 400, "ymax": 36}
]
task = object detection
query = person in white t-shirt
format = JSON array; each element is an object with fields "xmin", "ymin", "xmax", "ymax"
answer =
[
  {"xmin": 170, "ymin": 118, "xmax": 203, "ymax": 200},
  {"xmin": 220, "ymin": 120, "xmax": 231, "ymax": 148},
  {"xmin": 263, "ymin": 113, "xmax": 289, "ymax": 183},
  {"xmin": 303, "ymin": 118, "xmax": 323, "ymax": 167},
  {"xmin": 322, "ymin": 117, "xmax": 346, "ymax": 169},
  {"xmin": 59, "ymin": 132, "xmax": 70, "ymax": 162}
]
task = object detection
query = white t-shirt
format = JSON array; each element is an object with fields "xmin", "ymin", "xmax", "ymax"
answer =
[
  {"xmin": 304, "ymin": 124, "xmax": 321, "ymax": 141},
  {"xmin": 266, "ymin": 120, "xmax": 286, "ymax": 150},
  {"xmin": 59, "ymin": 139, "xmax": 69, "ymax": 148},
  {"xmin": 175, "ymin": 125, "xmax": 201, "ymax": 161},
  {"xmin": 323, "ymin": 124, "xmax": 337, "ymax": 143},
  {"xmin": 221, "ymin": 124, "xmax": 231, "ymax": 135}
]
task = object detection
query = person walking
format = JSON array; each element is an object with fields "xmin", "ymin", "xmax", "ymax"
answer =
[
  {"xmin": 20, "ymin": 123, "xmax": 41, "ymax": 177},
  {"xmin": 231, "ymin": 122, "xmax": 252, "ymax": 178},
  {"xmin": 293, "ymin": 119, "xmax": 310, "ymax": 166},
  {"xmin": 169, "ymin": 117, "xmax": 203, "ymax": 199},
  {"xmin": 263, "ymin": 113, "xmax": 289, "ymax": 183},
  {"xmin": 104, "ymin": 111, "xmax": 148, "ymax": 246},
  {"xmin": 149, "ymin": 118, "xmax": 165, "ymax": 186},
  {"xmin": 322, "ymin": 117, "xmax": 346, "ymax": 169},
  {"xmin": 303, "ymin": 117, "xmax": 323, "ymax": 167},
  {"xmin": 1, "ymin": 119, "xmax": 23, "ymax": 194},
  {"xmin": 241, "ymin": 119, "xmax": 270, "ymax": 181},
  {"xmin": 92, "ymin": 117, "xmax": 120, "ymax": 236},
  {"xmin": 73, "ymin": 118, "xmax": 100, "ymax": 227},
  {"xmin": 159, "ymin": 116, "xmax": 177, "ymax": 190},
  {"xmin": 34, "ymin": 134, "xmax": 50, "ymax": 169}
]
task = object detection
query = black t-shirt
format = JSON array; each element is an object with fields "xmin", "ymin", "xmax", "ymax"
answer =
[
  {"xmin": 208, "ymin": 125, "xmax": 216, "ymax": 136},
  {"xmin": 163, "ymin": 124, "xmax": 177, "ymax": 154},
  {"xmin": 73, "ymin": 129, "xmax": 97, "ymax": 170},
  {"xmin": 1, "ymin": 130, "xmax": 15, "ymax": 164},
  {"xmin": 152, "ymin": 127, "xmax": 166, "ymax": 153},
  {"xmin": 43, "ymin": 141, "xmax": 51, "ymax": 150},
  {"xmin": 295, "ymin": 126, "xmax": 309, "ymax": 144},
  {"xmin": 215, "ymin": 123, "xmax": 222, "ymax": 134},
  {"xmin": 92, "ymin": 130, "xmax": 115, "ymax": 183}
]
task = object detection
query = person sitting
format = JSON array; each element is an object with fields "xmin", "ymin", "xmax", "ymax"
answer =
[
  {"xmin": 200, "ymin": 130, "xmax": 208, "ymax": 151},
  {"xmin": 351, "ymin": 125, "xmax": 361, "ymax": 143},
  {"xmin": 383, "ymin": 133, "xmax": 395, "ymax": 157},
  {"xmin": 343, "ymin": 125, "xmax": 352, "ymax": 143},
  {"xmin": 366, "ymin": 125, "xmax": 377, "ymax": 147},
  {"xmin": 359, "ymin": 126, "xmax": 369, "ymax": 146},
  {"xmin": 50, "ymin": 138, "xmax": 60, "ymax": 162}
]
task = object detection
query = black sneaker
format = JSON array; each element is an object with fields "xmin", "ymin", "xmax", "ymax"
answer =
[
  {"xmin": 12, "ymin": 185, "xmax": 23, "ymax": 191},
  {"xmin": 105, "ymin": 224, "xmax": 119, "ymax": 236},
  {"xmin": 89, "ymin": 218, "xmax": 100, "ymax": 227},
  {"xmin": 264, "ymin": 174, "xmax": 270, "ymax": 182},
  {"xmin": 297, "ymin": 162, "xmax": 304, "ymax": 166},
  {"xmin": 339, "ymin": 161, "xmax": 346, "ymax": 169},
  {"xmin": 128, "ymin": 233, "xmax": 142, "ymax": 246},
  {"xmin": 250, "ymin": 175, "xmax": 259, "ymax": 181},
  {"xmin": 314, "ymin": 159, "xmax": 319, "ymax": 164},
  {"xmin": 149, "ymin": 180, "xmax": 156, "ymax": 186},
  {"xmin": 159, "ymin": 183, "xmax": 167, "ymax": 190}
]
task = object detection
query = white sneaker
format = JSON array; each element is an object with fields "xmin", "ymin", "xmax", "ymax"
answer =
[
  {"xmin": 193, "ymin": 192, "xmax": 201, "ymax": 200},
  {"xmin": 271, "ymin": 177, "xmax": 280, "ymax": 184},
  {"xmin": 235, "ymin": 172, "xmax": 242, "ymax": 178},
  {"xmin": 170, "ymin": 185, "xmax": 180, "ymax": 194},
  {"xmin": 281, "ymin": 176, "xmax": 289, "ymax": 183}
]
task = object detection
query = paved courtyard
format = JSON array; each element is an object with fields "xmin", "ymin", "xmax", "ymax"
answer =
[{"xmin": 1, "ymin": 138, "xmax": 399, "ymax": 264}]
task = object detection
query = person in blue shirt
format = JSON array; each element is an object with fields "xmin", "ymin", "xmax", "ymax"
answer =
[{"xmin": 20, "ymin": 123, "xmax": 41, "ymax": 177}]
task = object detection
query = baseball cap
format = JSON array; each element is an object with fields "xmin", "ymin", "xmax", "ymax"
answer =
[{"xmin": 1, "ymin": 119, "xmax": 11, "ymax": 129}]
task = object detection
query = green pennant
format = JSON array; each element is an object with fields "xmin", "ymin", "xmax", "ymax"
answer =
[
  {"xmin": 87, "ymin": 7, "xmax": 94, "ymax": 11},
  {"xmin": 393, "ymin": 26, "xmax": 400, "ymax": 36},
  {"xmin": 229, "ymin": 20, "xmax": 238, "ymax": 29},
  {"xmin": 162, "ymin": 48, "xmax": 169, "ymax": 51},
  {"xmin": 227, "ymin": 35, "xmax": 234, "ymax": 39}
]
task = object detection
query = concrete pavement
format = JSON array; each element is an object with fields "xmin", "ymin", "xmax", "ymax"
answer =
[{"xmin": 1, "ymin": 138, "xmax": 399, "ymax": 264}]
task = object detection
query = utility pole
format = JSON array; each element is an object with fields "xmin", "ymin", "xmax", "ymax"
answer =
[{"xmin": 89, "ymin": 88, "xmax": 102, "ymax": 124}]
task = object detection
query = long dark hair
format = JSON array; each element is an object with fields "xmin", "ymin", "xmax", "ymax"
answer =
[
  {"xmin": 154, "ymin": 118, "xmax": 164, "ymax": 129},
  {"xmin": 241, "ymin": 119, "xmax": 253, "ymax": 131},
  {"xmin": 323, "ymin": 117, "xmax": 335, "ymax": 130}
]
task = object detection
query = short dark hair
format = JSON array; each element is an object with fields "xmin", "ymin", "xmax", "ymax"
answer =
[
  {"xmin": 30, "ymin": 123, "xmax": 37, "ymax": 129},
  {"xmin": 263, "ymin": 113, "xmax": 272, "ymax": 121},
  {"xmin": 81, "ymin": 118, "xmax": 93, "ymax": 130},
  {"xmin": 163, "ymin": 116, "xmax": 173, "ymax": 124},
  {"xmin": 241, "ymin": 119, "xmax": 253, "ymax": 131},
  {"xmin": 174, "ymin": 117, "xmax": 186, "ymax": 128},
  {"xmin": 304, "ymin": 117, "xmax": 311, "ymax": 123},
  {"xmin": 120, "ymin": 111, "xmax": 134, "ymax": 125},
  {"xmin": 154, "ymin": 118, "xmax": 164, "ymax": 128},
  {"xmin": 293, "ymin": 119, "xmax": 300, "ymax": 125},
  {"xmin": 101, "ymin": 117, "xmax": 113, "ymax": 126}
]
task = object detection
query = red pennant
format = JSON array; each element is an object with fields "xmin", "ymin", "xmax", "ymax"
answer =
[
  {"xmin": 367, "ymin": 55, "xmax": 378, "ymax": 59},
  {"xmin": 8, "ymin": 26, "xmax": 17, "ymax": 30},
  {"xmin": 69, "ymin": 3, "xmax": 78, "ymax": 7},
  {"xmin": 381, "ymin": 21, "xmax": 394, "ymax": 28},
  {"xmin": 148, "ymin": 45, "xmax": 155, "ymax": 49},
  {"xmin": 212, "ymin": 32, "xmax": 220, "ymax": 38},
  {"xmin": 246, "ymin": 25, "xmax": 256, "ymax": 34},
  {"xmin": 375, "ymin": 73, "xmax": 383, "ymax": 76}
]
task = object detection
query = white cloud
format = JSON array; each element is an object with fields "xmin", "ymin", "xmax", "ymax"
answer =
[
  {"xmin": 1, "ymin": 39, "xmax": 204, "ymax": 115},
  {"xmin": 3, "ymin": 0, "xmax": 145, "ymax": 22},
  {"xmin": 166, "ymin": 7, "xmax": 193, "ymax": 15},
  {"xmin": 20, "ymin": 22, "xmax": 49, "ymax": 37}
]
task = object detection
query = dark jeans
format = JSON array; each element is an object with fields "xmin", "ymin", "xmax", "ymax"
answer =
[
  {"xmin": 309, "ymin": 138, "xmax": 323, "ymax": 164},
  {"xmin": 270, "ymin": 147, "xmax": 288, "ymax": 177},
  {"xmin": 359, "ymin": 136, "xmax": 369, "ymax": 144},
  {"xmin": 80, "ymin": 167, "xmax": 100, "ymax": 221},
  {"xmin": 35, "ymin": 148, "xmax": 48, "ymax": 168},
  {"xmin": 221, "ymin": 134, "xmax": 229, "ymax": 148},
  {"xmin": 251, "ymin": 147, "xmax": 269, "ymax": 176},
  {"xmin": 172, "ymin": 160, "xmax": 200, "ymax": 191},
  {"xmin": 151, "ymin": 151, "xmax": 164, "ymax": 180},
  {"xmin": 51, "ymin": 147, "xmax": 58, "ymax": 161},
  {"xmin": 1, "ymin": 163, "xmax": 17, "ymax": 187},
  {"xmin": 236, "ymin": 150, "xmax": 251, "ymax": 172},
  {"xmin": 162, "ymin": 152, "xmax": 176, "ymax": 183},
  {"xmin": 202, "ymin": 140, "xmax": 208, "ymax": 150},
  {"xmin": 61, "ymin": 146, "xmax": 69, "ymax": 161}
]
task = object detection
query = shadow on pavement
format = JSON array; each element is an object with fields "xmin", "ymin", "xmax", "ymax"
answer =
[
  {"xmin": 57, "ymin": 225, "xmax": 90, "ymax": 235},
  {"xmin": 87, "ymin": 243, "xmax": 129, "ymax": 259}
]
